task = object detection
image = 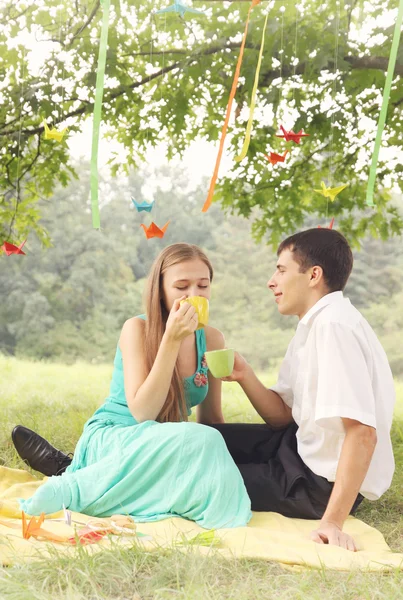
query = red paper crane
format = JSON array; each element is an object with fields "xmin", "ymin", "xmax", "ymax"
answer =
[
  {"xmin": 276, "ymin": 125, "xmax": 310, "ymax": 144},
  {"xmin": 318, "ymin": 217, "xmax": 335, "ymax": 230},
  {"xmin": 68, "ymin": 526, "xmax": 107, "ymax": 545},
  {"xmin": 140, "ymin": 221, "xmax": 170, "ymax": 239},
  {"xmin": 1, "ymin": 240, "xmax": 26, "ymax": 256},
  {"xmin": 264, "ymin": 151, "xmax": 289, "ymax": 165}
]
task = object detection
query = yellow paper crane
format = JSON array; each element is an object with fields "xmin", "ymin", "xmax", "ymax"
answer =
[
  {"xmin": 314, "ymin": 181, "xmax": 348, "ymax": 202},
  {"xmin": 43, "ymin": 121, "xmax": 68, "ymax": 142}
]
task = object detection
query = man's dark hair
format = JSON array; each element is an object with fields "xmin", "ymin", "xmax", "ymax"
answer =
[{"xmin": 277, "ymin": 228, "xmax": 353, "ymax": 292}]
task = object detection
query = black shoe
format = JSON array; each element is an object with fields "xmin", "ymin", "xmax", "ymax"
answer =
[{"xmin": 11, "ymin": 425, "xmax": 73, "ymax": 477}]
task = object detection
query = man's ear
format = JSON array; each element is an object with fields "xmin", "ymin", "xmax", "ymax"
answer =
[{"xmin": 309, "ymin": 266, "xmax": 324, "ymax": 286}]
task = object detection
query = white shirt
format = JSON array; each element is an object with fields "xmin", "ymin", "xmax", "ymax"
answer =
[{"xmin": 271, "ymin": 291, "xmax": 396, "ymax": 500}]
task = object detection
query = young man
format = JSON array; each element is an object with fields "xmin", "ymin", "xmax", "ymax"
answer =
[
  {"xmin": 12, "ymin": 228, "xmax": 396, "ymax": 550},
  {"xmin": 212, "ymin": 227, "xmax": 395, "ymax": 551}
]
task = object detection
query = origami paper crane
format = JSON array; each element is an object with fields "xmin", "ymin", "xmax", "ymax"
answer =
[
  {"xmin": 68, "ymin": 526, "xmax": 107, "ymax": 545},
  {"xmin": 318, "ymin": 217, "xmax": 335, "ymax": 229},
  {"xmin": 202, "ymin": 0, "xmax": 261, "ymax": 212},
  {"xmin": 22, "ymin": 511, "xmax": 44, "ymax": 539},
  {"xmin": 177, "ymin": 529, "xmax": 222, "ymax": 548},
  {"xmin": 1, "ymin": 240, "xmax": 26, "ymax": 256},
  {"xmin": 22, "ymin": 511, "xmax": 68, "ymax": 543},
  {"xmin": 63, "ymin": 504, "xmax": 72, "ymax": 526},
  {"xmin": 264, "ymin": 151, "xmax": 289, "ymax": 165},
  {"xmin": 155, "ymin": 0, "xmax": 205, "ymax": 18},
  {"xmin": 276, "ymin": 125, "xmax": 310, "ymax": 144},
  {"xmin": 132, "ymin": 198, "xmax": 154, "ymax": 213},
  {"xmin": 43, "ymin": 121, "xmax": 68, "ymax": 142},
  {"xmin": 141, "ymin": 221, "xmax": 170, "ymax": 239},
  {"xmin": 314, "ymin": 181, "xmax": 348, "ymax": 202},
  {"xmin": 91, "ymin": 0, "xmax": 111, "ymax": 229}
]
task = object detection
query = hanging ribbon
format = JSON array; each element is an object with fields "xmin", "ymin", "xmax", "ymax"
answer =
[
  {"xmin": 366, "ymin": 0, "xmax": 403, "ymax": 206},
  {"xmin": 202, "ymin": 0, "xmax": 261, "ymax": 212},
  {"xmin": 90, "ymin": 0, "xmax": 111, "ymax": 229},
  {"xmin": 235, "ymin": 11, "xmax": 269, "ymax": 162}
]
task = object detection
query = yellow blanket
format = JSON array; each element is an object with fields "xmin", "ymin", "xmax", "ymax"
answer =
[{"xmin": 1, "ymin": 466, "xmax": 402, "ymax": 571}]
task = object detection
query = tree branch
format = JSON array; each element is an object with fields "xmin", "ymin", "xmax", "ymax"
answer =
[
  {"xmin": 0, "ymin": 33, "xmax": 401, "ymax": 140},
  {"xmin": 344, "ymin": 55, "xmax": 403, "ymax": 75},
  {"xmin": 68, "ymin": 0, "xmax": 101, "ymax": 48}
]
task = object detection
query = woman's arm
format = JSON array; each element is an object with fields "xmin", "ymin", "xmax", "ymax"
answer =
[
  {"xmin": 196, "ymin": 326, "xmax": 225, "ymax": 425},
  {"xmin": 121, "ymin": 299, "xmax": 197, "ymax": 422}
]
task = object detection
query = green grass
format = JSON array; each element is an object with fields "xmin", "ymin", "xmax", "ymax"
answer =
[{"xmin": 0, "ymin": 355, "xmax": 402, "ymax": 600}]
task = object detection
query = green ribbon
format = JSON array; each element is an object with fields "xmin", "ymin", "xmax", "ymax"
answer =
[
  {"xmin": 90, "ymin": 0, "xmax": 111, "ymax": 228},
  {"xmin": 366, "ymin": 0, "xmax": 403, "ymax": 206}
]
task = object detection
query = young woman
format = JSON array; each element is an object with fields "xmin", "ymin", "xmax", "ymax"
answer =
[{"xmin": 20, "ymin": 243, "xmax": 252, "ymax": 529}]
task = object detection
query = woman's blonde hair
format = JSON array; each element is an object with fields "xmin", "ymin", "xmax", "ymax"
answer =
[{"xmin": 144, "ymin": 243, "xmax": 213, "ymax": 422}]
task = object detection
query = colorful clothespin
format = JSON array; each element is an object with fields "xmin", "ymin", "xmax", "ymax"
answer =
[{"xmin": 141, "ymin": 221, "xmax": 170, "ymax": 239}]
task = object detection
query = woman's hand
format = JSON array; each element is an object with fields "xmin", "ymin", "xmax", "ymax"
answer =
[{"xmin": 165, "ymin": 297, "xmax": 199, "ymax": 342}]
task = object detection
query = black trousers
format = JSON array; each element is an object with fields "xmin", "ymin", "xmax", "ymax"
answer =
[{"xmin": 209, "ymin": 422, "xmax": 364, "ymax": 520}]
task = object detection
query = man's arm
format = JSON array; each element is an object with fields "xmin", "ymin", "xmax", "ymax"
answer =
[
  {"xmin": 311, "ymin": 418, "xmax": 377, "ymax": 551},
  {"xmin": 222, "ymin": 352, "xmax": 294, "ymax": 428}
]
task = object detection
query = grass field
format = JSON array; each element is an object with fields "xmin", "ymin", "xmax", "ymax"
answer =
[{"xmin": 0, "ymin": 355, "xmax": 402, "ymax": 600}]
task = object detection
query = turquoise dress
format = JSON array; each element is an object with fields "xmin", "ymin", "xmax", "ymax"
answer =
[{"xmin": 20, "ymin": 318, "xmax": 252, "ymax": 529}]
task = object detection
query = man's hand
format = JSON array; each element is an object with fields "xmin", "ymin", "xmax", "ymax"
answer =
[
  {"xmin": 221, "ymin": 351, "xmax": 250, "ymax": 383},
  {"xmin": 311, "ymin": 521, "xmax": 357, "ymax": 552}
]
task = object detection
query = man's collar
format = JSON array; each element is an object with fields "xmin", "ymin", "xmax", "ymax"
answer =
[{"xmin": 299, "ymin": 291, "xmax": 344, "ymax": 326}]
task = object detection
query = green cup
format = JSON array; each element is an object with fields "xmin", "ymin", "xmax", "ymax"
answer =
[{"xmin": 204, "ymin": 349, "xmax": 235, "ymax": 378}]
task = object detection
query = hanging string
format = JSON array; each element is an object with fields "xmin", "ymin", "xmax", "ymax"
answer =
[
  {"xmin": 155, "ymin": 14, "xmax": 168, "ymax": 225},
  {"xmin": 327, "ymin": 0, "xmax": 340, "ymax": 217},
  {"xmin": 292, "ymin": 1, "xmax": 298, "ymax": 103},
  {"xmin": 9, "ymin": 49, "xmax": 26, "ymax": 238},
  {"xmin": 58, "ymin": 0, "xmax": 67, "ymax": 124},
  {"xmin": 147, "ymin": 15, "xmax": 154, "ymax": 150},
  {"xmin": 235, "ymin": 10, "xmax": 270, "ymax": 162},
  {"xmin": 279, "ymin": 5, "xmax": 284, "ymax": 95},
  {"xmin": 57, "ymin": 0, "xmax": 63, "ymax": 123},
  {"xmin": 90, "ymin": 0, "xmax": 111, "ymax": 229}
]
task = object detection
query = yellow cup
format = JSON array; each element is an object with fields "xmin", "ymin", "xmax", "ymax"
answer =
[{"xmin": 180, "ymin": 296, "xmax": 209, "ymax": 330}]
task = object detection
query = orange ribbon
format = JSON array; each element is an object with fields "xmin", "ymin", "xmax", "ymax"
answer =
[{"xmin": 202, "ymin": 0, "xmax": 261, "ymax": 212}]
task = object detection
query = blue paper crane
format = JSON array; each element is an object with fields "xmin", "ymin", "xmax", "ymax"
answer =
[
  {"xmin": 131, "ymin": 198, "xmax": 155, "ymax": 213},
  {"xmin": 155, "ymin": 1, "xmax": 205, "ymax": 18}
]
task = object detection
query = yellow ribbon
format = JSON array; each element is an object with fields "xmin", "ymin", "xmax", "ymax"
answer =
[{"xmin": 235, "ymin": 11, "xmax": 269, "ymax": 162}]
